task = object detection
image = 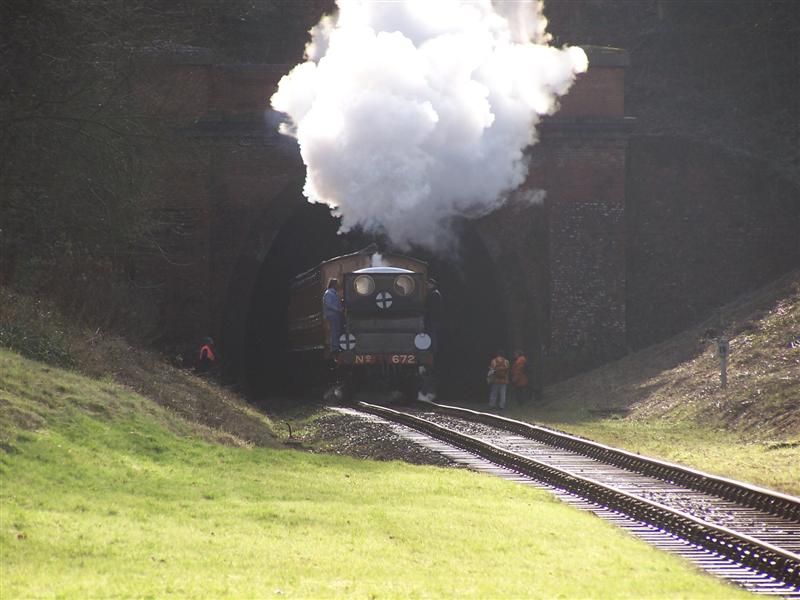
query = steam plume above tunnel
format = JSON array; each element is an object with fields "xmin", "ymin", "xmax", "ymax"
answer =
[{"xmin": 270, "ymin": 0, "xmax": 587, "ymax": 253}]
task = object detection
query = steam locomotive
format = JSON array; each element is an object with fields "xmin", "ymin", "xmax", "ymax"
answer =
[{"xmin": 287, "ymin": 246, "xmax": 434, "ymax": 400}]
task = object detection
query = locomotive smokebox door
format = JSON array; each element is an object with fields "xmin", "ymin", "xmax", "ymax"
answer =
[{"xmin": 344, "ymin": 267, "xmax": 425, "ymax": 314}]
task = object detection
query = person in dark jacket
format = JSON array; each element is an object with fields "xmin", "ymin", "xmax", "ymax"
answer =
[
  {"xmin": 425, "ymin": 278, "xmax": 443, "ymax": 354},
  {"xmin": 322, "ymin": 278, "xmax": 344, "ymax": 352}
]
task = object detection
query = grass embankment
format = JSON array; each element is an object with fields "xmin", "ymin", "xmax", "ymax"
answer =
[
  {"xmin": 505, "ymin": 271, "xmax": 800, "ymax": 496},
  {"xmin": 0, "ymin": 288, "xmax": 277, "ymax": 448},
  {"xmin": 0, "ymin": 349, "xmax": 746, "ymax": 598}
]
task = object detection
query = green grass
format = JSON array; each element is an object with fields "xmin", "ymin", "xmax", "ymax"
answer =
[
  {"xmin": 0, "ymin": 350, "xmax": 747, "ymax": 598},
  {"xmin": 514, "ymin": 408, "xmax": 800, "ymax": 496},
  {"xmin": 0, "ymin": 287, "xmax": 279, "ymax": 449}
]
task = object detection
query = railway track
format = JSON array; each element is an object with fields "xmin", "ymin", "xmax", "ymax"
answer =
[{"xmin": 347, "ymin": 400, "xmax": 800, "ymax": 597}]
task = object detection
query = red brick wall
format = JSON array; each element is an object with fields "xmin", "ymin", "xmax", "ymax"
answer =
[
  {"xmin": 208, "ymin": 65, "xmax": 289, "ymax": 116},
  {"xmin": 131, "ymin": 59, "xmax": 304, "ymax": 356},
  {"xmin": 559, "ymin": 67, "xmax": 625, "ymax": 118},
  {"xmin": 132, "ymin": 63, "xmax": 286, "ymax": 117}
]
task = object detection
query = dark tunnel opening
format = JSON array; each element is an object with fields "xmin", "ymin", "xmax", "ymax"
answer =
[
  {"xmin": 416, "ymin": 232, "xmax": 508, "ymax": 402},
  {"xmin": 243, "ymin": 201, "xmax": 367, "ymax": 401},
  {"xmin": 244, "ymin": 203, "xmax": 508, "ymax": 407}
]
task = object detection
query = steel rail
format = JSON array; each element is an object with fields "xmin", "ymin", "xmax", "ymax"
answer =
[
  {"xmin": 358, "ymin": 401, "xmax": 800, "ymax": 588},
  {"xmin": 423, "ymin": 400, "xmax": 800, "ymax": 523}
]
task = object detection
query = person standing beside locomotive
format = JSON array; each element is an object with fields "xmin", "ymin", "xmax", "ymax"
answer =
[
  {"xmin": 487, "ymin": 349, "xmax": 510, "ymax": 411},
  {"xmin": 510, "ymin": 349, "xmax": 530, "ymax": 404},
  {"xmin": 425, "ymin": 277, "xmax": 443, "ymax": 354},
  {"xmin": 322, "ymin": 278, "xmax": 344, "ymax": 352}
]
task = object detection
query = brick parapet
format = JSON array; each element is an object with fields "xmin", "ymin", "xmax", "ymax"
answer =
[
  {"xmin": 132, "ymin": 61, "xmax": 290, "ymax": 118},
  {"xmin": 558, "ymin": 46, "xmax": 629, "ymax": 118}
]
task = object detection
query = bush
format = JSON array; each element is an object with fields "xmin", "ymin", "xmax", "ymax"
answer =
[{"xmin": 0, "ymin": 291, "xmax": 76, "ymax": 369}]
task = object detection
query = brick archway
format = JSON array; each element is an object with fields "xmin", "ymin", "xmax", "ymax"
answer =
[{"xmin": 134, "ymin": 45, "xmax": 633, "ymax": 385}]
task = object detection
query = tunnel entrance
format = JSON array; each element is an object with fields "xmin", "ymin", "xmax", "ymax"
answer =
[
  {"xmin": 417, "ymin": 229, "xmax": 508, "ymax": 402},
  {"xmin": 243, "ymin": 200, "xmax": 368, "ymax": 401},
  {"xmin": 244, "ymin": 202, "xmax": 507, "ymax": 406}
]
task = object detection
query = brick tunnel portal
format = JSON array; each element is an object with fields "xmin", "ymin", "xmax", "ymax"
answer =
[
  {"xmin": 125, "ymin": 43, "xmax": 800, "ymax": 397},
  {"xmin": 242, "ymin": 195, "xmax": 509, "ymax": 405},
  {"xmin": 134, "ymin": 45, "xmax": 634, "ymax": 397}
]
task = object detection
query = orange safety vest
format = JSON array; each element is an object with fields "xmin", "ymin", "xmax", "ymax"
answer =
[
  {"xmin": 199, "ymin": 344, "xmax": 216, "ymax": 362},
  {"xmin": 489, "ymin": 356, "xmax": 509, "ymax": 384},
  {"xmin": 511, "ymin": 356, "xmax": 528, "ymax": 387}
]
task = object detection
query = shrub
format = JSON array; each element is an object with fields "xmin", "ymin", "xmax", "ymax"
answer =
[{"xmin": 0, "ymin": 291, "xmax": 76, "ymax": 368}]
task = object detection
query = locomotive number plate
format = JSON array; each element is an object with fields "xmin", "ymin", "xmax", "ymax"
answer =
[
  {"xmin": 352, "ymin": 354, "xmax": 417, "ymax": 365},
  {"xmin": 390, "ymin": 354, "xmax": 416, "ymax": 364}
]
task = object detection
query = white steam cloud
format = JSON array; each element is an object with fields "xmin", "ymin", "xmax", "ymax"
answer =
[
  {"xmin": 370, "ymin": 252, "xmax": 386, "ymax": 267},
  {"xmin": 271, "ymin": 0, "xmax": 587, "ymax": 253}
]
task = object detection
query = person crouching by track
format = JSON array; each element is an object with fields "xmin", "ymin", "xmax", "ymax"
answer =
[
  {"xmin": 511, "ymin": 349, "xmax": 531, "ymax": 404},
  {"xmin": 487, "ymin": 349, "xmax": 510, "ymax": 411},
  {"xmin": 322, "ymin": 277, "xmax": 344, "ymax": 353}
]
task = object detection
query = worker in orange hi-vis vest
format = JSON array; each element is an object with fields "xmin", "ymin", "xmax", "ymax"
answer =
[
  {"xmin": 196, "ymin": 337, "xmax": 218, "ymax": 373},
  {"xmin": 510, "ymin": 349, "xmax": 530, "ymax": 405},
  {"xmin": 487, "ymin": 349, "xmax": 510, "ymax": 411}
]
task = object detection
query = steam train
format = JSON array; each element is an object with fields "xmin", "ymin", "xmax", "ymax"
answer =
[{"xmin": 287, "ymin": 246, "xmax": 434, "ymax": 400}]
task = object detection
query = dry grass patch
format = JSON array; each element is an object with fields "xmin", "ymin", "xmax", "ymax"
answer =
[
  {"xmin": 540, "ymin": 270, "xmax": 799, "ymax": 437},
  {"xmin": 509, "ymin": 271, "xmax": 800, "ymax": 494}
]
